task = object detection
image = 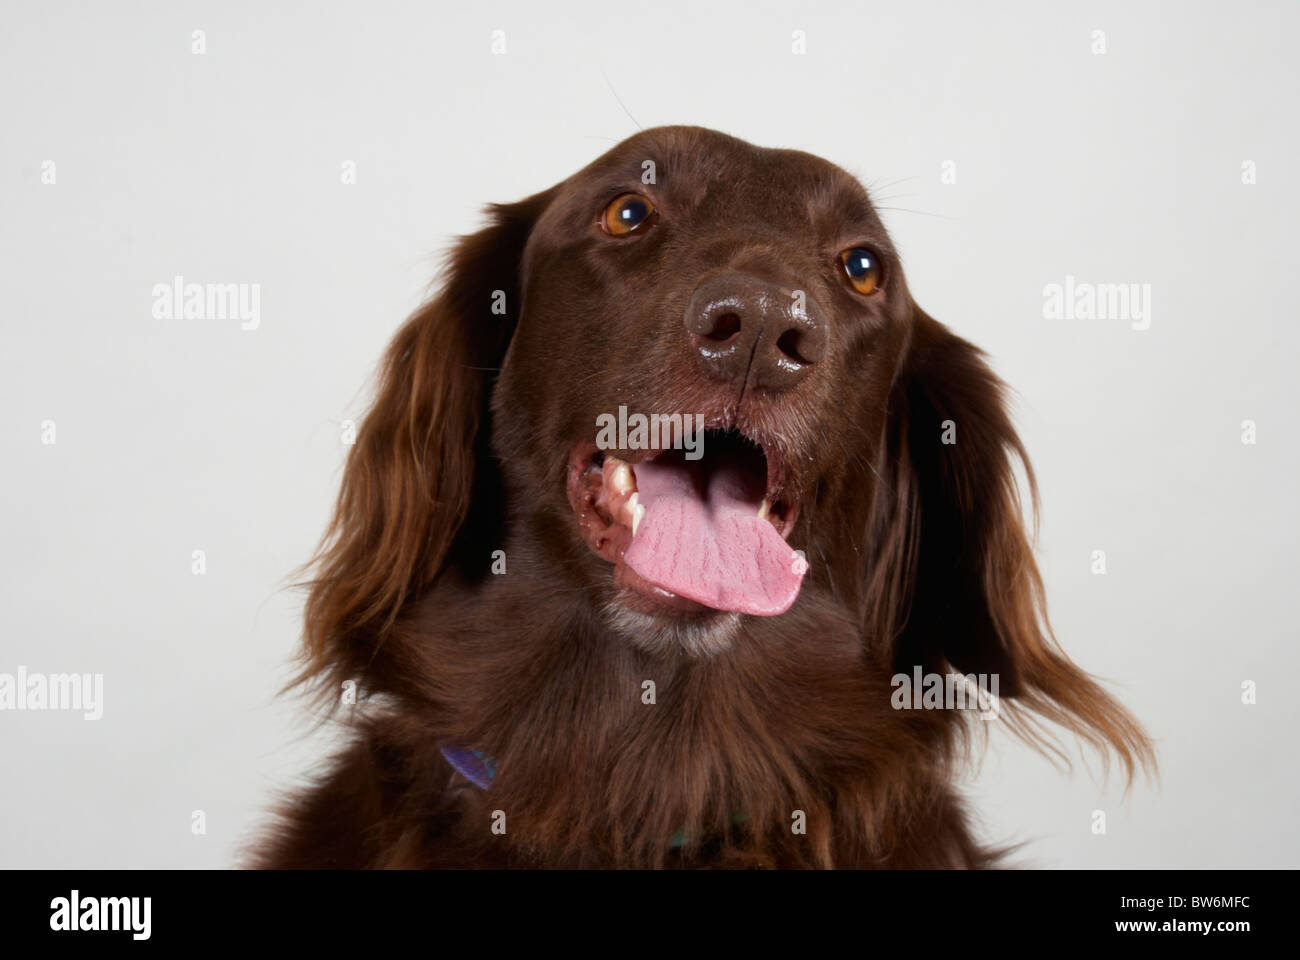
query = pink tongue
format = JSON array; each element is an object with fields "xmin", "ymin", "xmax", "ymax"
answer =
[{"xmin": 624, "ymin": 453, "xmax": 805, "ymax": 616}]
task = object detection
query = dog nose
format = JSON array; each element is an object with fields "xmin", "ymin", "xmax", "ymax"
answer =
[{"xmin": 684, "ymin": 273, "xmax": 827, "ymax": 392}]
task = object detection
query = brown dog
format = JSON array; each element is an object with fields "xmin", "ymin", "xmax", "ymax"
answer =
[{"xmin": 258, "ymin": 126, "xmax": 1151, "ymax": 868}]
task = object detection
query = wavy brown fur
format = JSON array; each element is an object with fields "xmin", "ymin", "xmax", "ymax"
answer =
[{"xmin": 256, "ymin": 127, "xmax": 1152, "ymax": 869}]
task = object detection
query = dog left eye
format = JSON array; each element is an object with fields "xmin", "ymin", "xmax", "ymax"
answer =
[
  {"xmin": 839, "ymin": 247, "xmax": 882, "ymax": 295},
  {"xmin": 600, "ymin": 193, "xmax": 657, "ymax": 236}
]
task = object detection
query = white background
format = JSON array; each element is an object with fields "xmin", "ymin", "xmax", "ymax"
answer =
[{"xmin": 2, "ymin": 0, "xmax": 1296, "ymax": 868}]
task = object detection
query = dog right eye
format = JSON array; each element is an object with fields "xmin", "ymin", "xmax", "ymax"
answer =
[{"xmin": 600, "ymin": 193, "xmax": 657, "ymax": 236}]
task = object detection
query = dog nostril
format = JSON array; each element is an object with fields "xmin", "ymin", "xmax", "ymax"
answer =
[
  {"xmin": 776, "ymin": 329, "xmax": 812, "ymax": 364},
  {"xmin": 704, "ymin": 311, "xmax": 742, "ymax": 342}
]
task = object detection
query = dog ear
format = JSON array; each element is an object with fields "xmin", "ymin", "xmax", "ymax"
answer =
[
  {"xmin": 865, "ymin": 306, "xmax": 1153, "ymax": 779},
  {"xmin": 298, "ymin": 188, "xmax": 555, "ymax": 693}
]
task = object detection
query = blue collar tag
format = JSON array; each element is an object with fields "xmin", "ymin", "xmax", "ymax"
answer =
[{"xmin": 440, "ymin": 742, "xmax": 496, "ymax": 790}]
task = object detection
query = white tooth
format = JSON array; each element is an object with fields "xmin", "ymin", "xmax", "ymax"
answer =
[
  {"xmin": 757, "ymin": 499, "xmax": 770, "ymax": 520},
  {"xmin": 630, "ymin": 497, "xmax": 646, "ymax": 536},
  {"xmin": 611, "ymin": 463, "xmax": 633, "ymax": 494}
]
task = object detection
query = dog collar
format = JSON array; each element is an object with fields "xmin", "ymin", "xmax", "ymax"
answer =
[
  {"xmin": 439, "ymin": 742, "xmax": 496, "ymax": 790},
  {"xmin": 439, "ymin": 741, "xmax": 744, "ymax": 850}
]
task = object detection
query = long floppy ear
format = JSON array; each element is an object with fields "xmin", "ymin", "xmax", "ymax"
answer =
[
  {"xmin": 296, "ymin": 189, "xmax": 554, "ymax": 695},
  {"xmin": 866, "ymin": 307, "xmax": 1154, "ymax": 780}
]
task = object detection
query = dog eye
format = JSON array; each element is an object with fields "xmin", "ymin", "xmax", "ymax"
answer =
[
  {"xmin": 839, "ymin": 247, "xmax": 882, "ymax": 295},
  {"xmin": 601, "ymin": 193, "xmax": 657, "ymax": 236}
]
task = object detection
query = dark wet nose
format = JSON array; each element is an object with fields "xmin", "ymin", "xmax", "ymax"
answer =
[{"xmin": 684, "ymin": 272, "xmax": 827, "ymax": 392}]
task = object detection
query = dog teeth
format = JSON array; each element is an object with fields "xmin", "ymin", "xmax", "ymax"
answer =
[
  {"xmin": 625, "ymin": 492, "xmax": 640, "ymax": 532},
  {"xmin": 757, "ymin": 499, "xmax": 771, "ymax": 520},
  {"xmin": 596, "ymin": 455, "xmax": 644, "ymax": 534},
  {"xmin": 610, "ymin": 461, "xmax": 633, "ymax": 495}
]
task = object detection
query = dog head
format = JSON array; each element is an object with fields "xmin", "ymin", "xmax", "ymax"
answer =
[{"xmin": 301, "ymin": 126, "xmax": 1150, "ymax": 778}]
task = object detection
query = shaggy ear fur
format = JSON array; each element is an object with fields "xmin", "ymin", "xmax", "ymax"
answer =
[
  {"xmin": 864, "ymin": 307, "xmax": 1154, "ymax": 780},
  {"xmin": 296, "ymin": 190, "xmax": 555, "ymax": 698}
]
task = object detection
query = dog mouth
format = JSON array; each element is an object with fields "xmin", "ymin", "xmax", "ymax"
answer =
[{"xmin": 567, "ymin": 428, "xmax": 806, "ymax": 617}]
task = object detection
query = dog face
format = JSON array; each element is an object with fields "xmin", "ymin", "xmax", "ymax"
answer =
[
  {"xmin": 492, "ymin": 128, "xmax": 909, "ymax": 649},
  {"xmin": 299, "ymin": 127, "xmax": 1150, "ymax": 801}
]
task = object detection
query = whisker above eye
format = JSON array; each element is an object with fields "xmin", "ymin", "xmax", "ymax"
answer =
[{"xmin": 872, "ymin": 206, "xmax": 960, "ymax": 221}]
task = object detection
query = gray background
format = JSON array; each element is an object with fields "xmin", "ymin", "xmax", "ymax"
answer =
[{"xmin": 2, "ymin": 0, "xmax": 1296, "ymax": 868}]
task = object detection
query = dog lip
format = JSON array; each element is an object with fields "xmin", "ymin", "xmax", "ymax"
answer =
[
  {"xmin": 579, "ymin": 411, "xmax": 794, "ymax": 507},
  {"xmin": 567, "ymin": 420, "xmax": 801, "ymax": 551},
  {"xmin": 566, "ymin": 430, "xmax": 802, "ymax": 618}
]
